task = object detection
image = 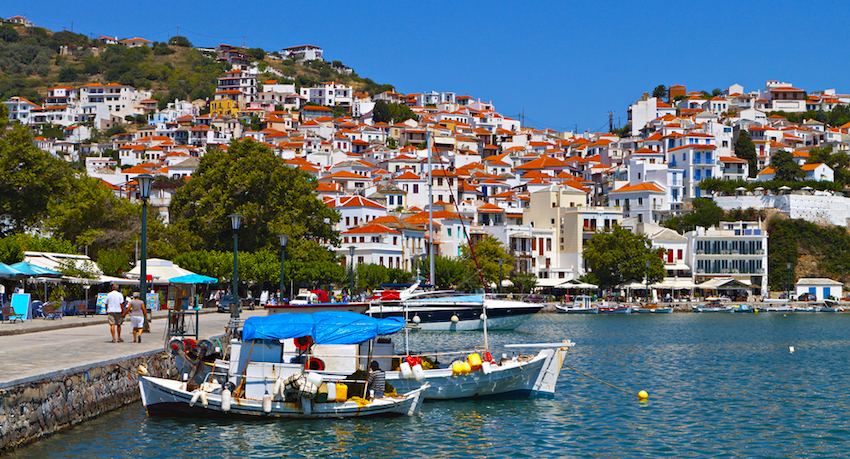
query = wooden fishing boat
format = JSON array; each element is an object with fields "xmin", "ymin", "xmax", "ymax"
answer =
[
  {"xmin": 555, "ymin": 295, "xmax": 598, "ymax": 314},
  {"xmin": 139, "ymin": 376, "xmax": 426, "ymax": 418},
  {"xmin": 170, "ymin": 311, "xmax": 574, "ymax": 402}
]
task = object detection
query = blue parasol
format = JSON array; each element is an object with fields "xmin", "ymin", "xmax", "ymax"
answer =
[
  {"xmin": 10, "ymin": 262, "xmax": 62, "ymax": 277},
  {"xmin": 0, "ymin": 262, "xmax": 25, "ymax": 279},
  {"xmin": 169, "ymin": 273, "xmax": 218, "ymax": 284}
]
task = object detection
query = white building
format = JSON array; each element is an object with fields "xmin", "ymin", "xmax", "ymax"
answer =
[
  {"xmin": 300, "ymin": 82, "xmax": 353, "ymax": 108},
  {"xmin": 688, "ymin": 221, "xmax": 768, "ymax": 296},
  {"xmin": 795, "ymin": 278, "xmax": 843, "ymax": 301},
  {"xmin": 78, "ymin": 83, "xmax": 152, "ymax": 120},
  {"xmin": 283, "ymin": 45, "xmax": 323, "ymax": 61}
]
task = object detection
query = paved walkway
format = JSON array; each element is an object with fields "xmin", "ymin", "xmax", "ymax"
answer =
[{"xmin": 0, "ymin": 309, "xmax": 266, "ymax": 389}]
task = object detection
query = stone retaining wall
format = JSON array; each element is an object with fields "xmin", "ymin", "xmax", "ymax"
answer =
[{"xmin": 0, "ymin": 351, "xmax": 176, "ymax": 453}]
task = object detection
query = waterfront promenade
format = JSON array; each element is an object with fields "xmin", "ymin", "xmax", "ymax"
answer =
[{"xmin": 0, "ymin": 308, "xmax": 266, "ymax": 389}]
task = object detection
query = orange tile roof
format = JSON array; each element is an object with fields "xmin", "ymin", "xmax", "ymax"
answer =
[
  {"xmin": 477, "ymin": 202, "xmax": 504, "ymax": 213},
  {"xmin": 611, "ymin": 182, "xmax": 664, "ymax": 193},
  {"xmin": 343, "ymin": 224, "xmax": 399, "ymax": 235},
  {"xmin": 515, "ymin": 156, "xmax": 569, "ymax": 170},
  {"xmin": 321, "ymin": 171, "xmax": 366, "ymax": 180}
]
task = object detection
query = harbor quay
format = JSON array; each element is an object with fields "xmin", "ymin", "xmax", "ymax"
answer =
[{"xmin": 0, "ymin": 309, "xmax": 265, "ymax": 453}]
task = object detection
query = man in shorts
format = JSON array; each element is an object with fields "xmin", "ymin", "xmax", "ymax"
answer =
[
  {"xmin": 126, "ymin": 292, "xmax": 147, "ymax": 343},
  {"xmin": 105, "ymin": 284, "xmax": 125, "ymax": 343}
]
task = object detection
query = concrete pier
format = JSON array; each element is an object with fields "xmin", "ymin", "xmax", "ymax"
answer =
[{"xmin": 0, "ymin": 309, "xmax": 265, "ymax": 453}]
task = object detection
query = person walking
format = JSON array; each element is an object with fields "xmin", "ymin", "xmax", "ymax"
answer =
[
  {"xmin": 105, "ymin": 284, "xmax": 125, "ymax": 343},
  {"xmin": 366, "ymin": 360, "xmax": 386, "ymax": 399},
  {"xmin": 125, "ymin": 292, "xmax": 147, "ymax": 343}
]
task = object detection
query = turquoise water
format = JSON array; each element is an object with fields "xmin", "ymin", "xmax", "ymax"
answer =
[{"xmin": 10, "ymin": 313, "xmax": 850, "ymax": 458}]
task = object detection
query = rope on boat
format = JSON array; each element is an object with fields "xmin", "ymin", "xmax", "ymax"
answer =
[{"xmin": 563, "ymin": 363, "xmax": 645, "ymax": 400}]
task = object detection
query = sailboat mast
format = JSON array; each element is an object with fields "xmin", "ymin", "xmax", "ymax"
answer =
[{"xmin": 427, "ymin": 131, "xmax": 435, "ymax": 287}]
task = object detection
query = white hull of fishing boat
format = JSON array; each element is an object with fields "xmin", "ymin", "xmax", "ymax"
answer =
[
  {"xmin": 412, "ymin": 311, "xmax": 536, "ymax": 331},
  {"xmin": 388, "ymin": 347, "xmax": 569, "ymax": 399},
  {"xmin": 139, "ymin": 376, "xmax": 426, "ymax": 418},
  {"xmin": 367, "ymin": 297, "xmax": 542, "ymax": 331}
]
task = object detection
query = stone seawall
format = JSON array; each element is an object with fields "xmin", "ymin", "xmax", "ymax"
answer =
[{"xmin": 0, "ymin": 351, "xmax": 176, "ymax": 453}]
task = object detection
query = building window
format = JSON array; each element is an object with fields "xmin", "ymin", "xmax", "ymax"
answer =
[
  {"xmin": 346, "ymin": 217, "xmax": 350, "ymax": 226},
  {"xmin": 359, "ymin": 237, "xmax": 365, "ymax": 243},
  {"xmin": 393, "ymin": 237, "xmax": 397, "ymax": 245},
  {"xmin": 343, "ymin": 237, "xmax": 348, "ymax": 243},
  {"xmin": 678, "ymin": 249, "xmax": 683, "ymax": 259},
  {"xmin": 357, "ymin": 256, "xmax": 364, "ymax": 264}
]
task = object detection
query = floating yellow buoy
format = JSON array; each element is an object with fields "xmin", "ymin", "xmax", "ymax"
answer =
[
  {"xmin": 638, "ymin": 390, "xmax": 648, "ymax": 402},
  {"xmin": 754, "ymin": 309, "xmax": 758, "ymax": 313}
]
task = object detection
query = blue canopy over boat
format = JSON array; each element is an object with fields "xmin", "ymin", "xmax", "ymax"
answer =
[{"xmin": 242, "ymin": 311, "xmax": 404, "ymax": 344}]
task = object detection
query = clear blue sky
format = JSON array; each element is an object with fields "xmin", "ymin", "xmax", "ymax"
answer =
[{"xmin": 5, "ymin": 1, "xmax": 850, "ymax": 133}]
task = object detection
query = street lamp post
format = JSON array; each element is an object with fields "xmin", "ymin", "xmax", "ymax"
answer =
[
  {"xmin": 645, "ymin": 260, "xmax": 651, "ymax": 304},
  {"xmin": 229, "ymin": 213, "xmax": 243, "ymax": 318},
  {"xmin": 136, "ymin": 173, "xmax": 153, "ymax": 332},
  {"xmin": 348, "ymin": 245, "xmax": 356, "ymax": 299},
  {"xmin": 787, "ymin": 262, "xmax": 792, "ymax": 301},
  {"xmin": 498, "ymin": 258, "xmax": 504, "ymax": 294},
  {"xmin": 278, "ymin": 234, "xmax": 288, "ymax": 303}
]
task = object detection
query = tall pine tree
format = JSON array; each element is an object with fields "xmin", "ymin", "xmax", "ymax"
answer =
[{"xmin": 734, "ymin": 131, "xmax": 757, "ymax": 177}]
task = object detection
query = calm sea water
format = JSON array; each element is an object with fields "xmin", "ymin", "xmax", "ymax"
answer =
[{"xmin": 10, "ymin": 313, "xmax": 850, "ymax": 458}]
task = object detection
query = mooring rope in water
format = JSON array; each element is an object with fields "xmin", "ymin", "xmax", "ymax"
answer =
[{"xmin": 564, "ymin": 363, "xmax": 648, "ymax": 401}]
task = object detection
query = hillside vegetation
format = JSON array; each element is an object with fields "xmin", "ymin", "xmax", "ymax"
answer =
[{"xmin": 0, "ymin": 21, "xmax": 394, "ymax": 108}]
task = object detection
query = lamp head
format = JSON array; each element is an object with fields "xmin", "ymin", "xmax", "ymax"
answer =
[
  {"xmin": 228, "ymin": 213, "xmax": 243, "ymax": 230},
  {"xmin": 348, "ymin": 245, "xmax": 356, "ymax": 256},
  {"xmin": 279, "ymin": 234, "xmax": 288, "ymax": 247},
  {"xmin": 136, "ymin": 173, "xmax": 153, "ymax": 199}
]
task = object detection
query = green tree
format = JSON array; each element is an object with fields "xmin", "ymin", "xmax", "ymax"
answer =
[
  {"xmin": 663, "ymin": 198, "xmax": 724, "ymax": 233},
  {"xmin": 105, "ymin": 125, "xmax": 127, "ymax": 137},
  {"xmin": 0, "ymin": 124, "xmax": 73, "ymax": 235},
  {"xmin": 583, "ymin": 225, "xmax": 664, "ymax": 290},
  {"xmin": 372, "ymin": 100, "xmax": 419, "ymax": 124},
  {"xmin": 58, "ymin": 66, "xmax": 78, "ymax": 82},
  {"xmin": 0, "ymin": 234, "xmax": 77, "ymax": 264},
  {"xmin": 414, "ymin": 256, "xmax": 466, "ymax": 289},
  {"xmin": 246, "ymin": 48, "xmax": 266, "ymax": 61},
  {"xmin": 45, "ymin": 175, "xmax": 165, "ymax": 260},
  {"xmin": 651, "ymin": 85, "xmax": 667, "ymax": 100},
  {"xmin": 355, "ymin": 263, "xmax": 390, "ymax": 292},
  {"xmin": 460, "ymin": 236, "xmax": 514, "ymax": 290},
  {"xmin": 770, "ymin": 149, "xmax": 805, "ymax": 181},
  {"xmin": 285, "ymin": 239, "xmax": 345, "ymax": 293},
  {"xmin": 168, "ymin": 36, "xmax": 192, "ymax": 47},
  {"xmin": 96, "ymin": 249, "xmax": 131, "ymax": 277},
  {"xmin": 734, "ymin": 131, "xmax": 757, "ymax": 177},
  {"xmin": 169, "ymin": 139, "xmax": 340, "ymax": 253},
  {"xmin": 509, "ymin": 271, "xmax": 538, "ymax": 294},
  {"xmin": 153, "ymin": 42, "xmax": 176, "ymax": 56}
]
